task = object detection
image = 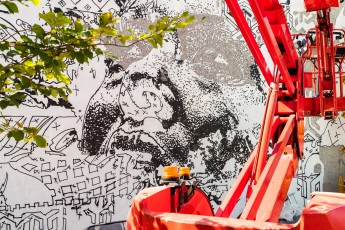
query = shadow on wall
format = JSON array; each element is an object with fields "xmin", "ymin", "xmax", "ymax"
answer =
[{"xmin": 320, "ymin": 145, "xmax": 345, "ymax": 192}]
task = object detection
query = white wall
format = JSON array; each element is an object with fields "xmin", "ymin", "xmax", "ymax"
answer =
[{"xmin": 0, "ymin": 0, "xmax": 345, "ymax": 229}]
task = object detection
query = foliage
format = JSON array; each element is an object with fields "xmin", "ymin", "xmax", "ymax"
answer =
[{"xmin": 0, "ymin": 0, "xmax": 196, "ymax": 147}]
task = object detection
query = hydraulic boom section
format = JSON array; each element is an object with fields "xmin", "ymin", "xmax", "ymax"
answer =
[{"xmin": 217, "ymin": 0, "xmax": 300, "ymax": 222}]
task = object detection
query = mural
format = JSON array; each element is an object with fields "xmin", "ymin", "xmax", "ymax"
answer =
[{"xmin": 0, "ymin": 0, "xmax": 345, "ymax": 229}]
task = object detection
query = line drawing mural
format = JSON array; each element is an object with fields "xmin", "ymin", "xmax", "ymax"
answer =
[{"xmin": 0, "ymin": 0, "xmax": 345, "ymax": 229}]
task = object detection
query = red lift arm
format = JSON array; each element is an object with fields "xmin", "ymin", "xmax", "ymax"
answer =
[{"xmin": 127, "ymin": 0, "xmax": 345, "ymax": 229}]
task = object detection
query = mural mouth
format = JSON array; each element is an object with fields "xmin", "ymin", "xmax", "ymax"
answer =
[
  {"xmin": 110, "ymin": 130, "xmax": 164, "ymax": 157},
  {"xmin": 101, "ymin": 127, "xmax": 169, "ymax": 170}
]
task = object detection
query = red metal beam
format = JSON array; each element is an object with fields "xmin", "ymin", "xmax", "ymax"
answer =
[
  {"xmin": 216, "ymin": 114, "xmax": 284, "ymax": 218},
  {"xmin": 241, "ymin": 115, "xmax": 296, "ymax": 221},
  {"xmin": 255, "ymin": 147, "xmax": 298, "ymax": 221},
  {"xmin": 248, "ymin": 0, "xmax": 296, "ymax": 95},
  {"xmin": 304, "ymin": 0, "xmax": 339, "ymax": 12},
  {"xmin": 253, "ymin": 82, "xmax": 279, "ymax": 182},
  {"xmin": 215, "ymin": 146, "xmax": 257, "ymax": 218},
  {"xmin": 224, "ymin": 0, "xmax": 274, "ymax": 84}
]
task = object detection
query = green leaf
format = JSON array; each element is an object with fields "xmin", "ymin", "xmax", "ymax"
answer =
[
  {"xmin": 66, "ymin": 87, "xmax": 72, "ymax": 94},
  {"xmin": 23, "ymin": 60, "xmax": 36, "ymax": 75},
  {"xmin": 117, "ymin": 34, "xmax": 134, "ymax": 44},
  {"xmin": 51, "ymin": 88, "xmax": 58, "ymax": 98},
  {"xmin": 117, "ymin": 35, "xmax": 126, "ymax": 44},
  {"xmin": 139, "ymin": 33, "xmax": 149, "ymax": 39},
  {"xmin": 101, "ymin": 27, "xmax": 117, "ymax": 36},
  {"xmin": 0, "ymin": 100, "xmax": 9, "ymax": 109},
  {"xmin": 74, "ymin": 51, "xmax": 85, "ymax": 64},
  {"xmin": 175, "ymin": 22, "xmax": 188, "ymax": 29},
  {"xmin": 39, "ymin": 12, "xmax": 56, "ymax": 28},
  {"xmin": 14, "ymin": 42, "xmax": 26, "ymax": 52},
  {"xmin": 43, "ymin": 88, "xmax": 51, "ymax": 97},
  {"xmin": 9, "ymin": 98, "xmax": 19, "ymax": 108},
  {"xmin": 7, "ymin": 50, "xmax": 19, "ymax": 57},
  {"xmin": 55, "ymin": 88, "xmax": 68, "ymax": 100},
  {"xmin": 2, "ymin": 1, "xmax": 19, "ymax": 14},
  {"xmin": 0, "ymin": 42, "xmax": 9, "ymax": 51},
  {"xmin": 83, "ymin": 49, "xmax": 93, "ymax": 60},
  {"xmin": 185, "ymin": 16, "xmax": 195, "ymax": 23},
  {"xmin": 153, "ymin": 34, "xmax": 163, "ymax": 47},
  {"xmin": 60, "ymin": 74, "xmax": 71, "ymax": 85},
  {"xmin": 10, "ymin": 129, "xmax": 24, "ymax": 142},
  {"xmin": 6, "ymin": 131, "xmax": 12, "ymax": 139},
  {"xmin": 23, "ymin": 127, "xmax": 39, "ymax": 135},
  {"xmin": 148, "ymin": 37, "xmax": 158, "ymax": 48},
  {"xmin": 162, "ymin": 16, "xmax": 169, "ymax": 22},
  {"xmin": 34, "ymin": 135, "xmax": 47, "ymax": 148},
  {"xmin": 55, "ymin": 12, "xmax": 71, "ymax": 27},
  {"xmin": 24, "ymin": 137, "xmax": 33, "ymax": 143},
  {"xmin": 15, "ymin": 121, "xmax": 23, "ymax": 128},
  {"xmin": 15, "ymin": 83, "xmax": 21, "ymax": 91},
  {"xmin": 181, "ymin": 11, "xmax": 189, "ymax": 17},
  {"xmin": 32, "ymin": 24, "xmax": 46, "ymax": 39},
  {"xmin": 45, "ymin": 73, "xmax": 54, "ymax": 80},
  {"xmin": 21, "ymin": 35, "xmax": 34, "ymax": 44},
  {"xmin": 11, "ymin": 92, "xmax": 26, "ymax": 101},
  {"xmin": 75, "ymin": 20, "xmax": 83, "ymax": 32},
  {"xmin": 82, "ymin": 30, "xmax": 93, "ymax": 38},
  {"xmin": 0, "ymin": 23, "xmax": 7, "ymax": 29},
  {"xmin": 99, "ymin": 12, "xmax": 113, "ymax": 27},
  {"xmin": 30, "ymin": 0, "xmax": 40, "ymax": 6},
  {"xmin": 4, "ymin": 93, "xmax": 26, "ymax": 108},
  {"xmin": 38, "ymin": 52, "xmax": 50, "ymax": 63},
  {"xmin": 20, "ymin": 76, "xmax": 31, "ymax": 89},
  {"xmin": 149, "ymin": 24, "xmax": 156, "ymax": 31},
  {"xmin": 95, "ymin": 48, "xmax": 104, "ymax": 56}
]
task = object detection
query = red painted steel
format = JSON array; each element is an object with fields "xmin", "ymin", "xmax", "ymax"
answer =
[
  {"xmin": 253, "ymin": 82, "xmax": 279, "ymax": 183},
  {"xmin": 247, "ymin": 0, "xmax": 297, "ymax": 95},
  {"xmin": 223, "ymin": 0, "xmax": 274, "ymax": 84},
  {"xmin": 304, "ymin": 0, "xmax": 339, "ymax": 12},
  {"xmin": 127, "ymin": 0, "xmax": 345, "ymax": 229},
  {"xmin": 127, "ymin": 187, "xmax": 345, "ymax": 229},
  {"xmin": 296, "ymin": 192, "xmax": 345, "ymax": 229},
  {"xmin": 241, "ymin": 115, "xmax": 297, "ymax": 221},
  {"xmin": 298, "ymin": 9, "xmax": 345, "ymax": 119},
  {"xmin": 215, "ymin": 147, "xmax": 257, "ymax": 218}
]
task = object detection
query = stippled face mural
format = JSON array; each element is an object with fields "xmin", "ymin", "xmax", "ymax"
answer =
[{"xmin": 0, "ymin": 0, "xmax": 345, "ymax": 229}]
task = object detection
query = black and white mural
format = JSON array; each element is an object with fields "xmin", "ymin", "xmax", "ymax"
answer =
[{"xmin": 0, "ymin": 0, "xmax": 345, "ymax": 229}]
